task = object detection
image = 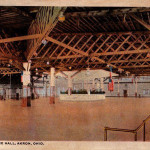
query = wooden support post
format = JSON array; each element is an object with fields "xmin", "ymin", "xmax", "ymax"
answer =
[
  {"xmin": 45, "ymin": 81, "xmax": 48, "ymax": 97},
  {"xmin": 101, "ymin": 78, "xmax": 104, "ymax": 91},
  {"xmin": 92, "ymin": 79, "xmax": 95, "ymax": 90},
  {"xmin": 31, "ymin": 77, "xmax": 34, "ymax": 100},
  {"xmin": 22, "ymin": 86, "xmax": 31, "ymax": 107},
  {"xmin": 50, "ymin": 67, "xmax": 55, "ymax": 104},
  {"xmin": 135, "ymin": 77, "xmax": 138, "ymax": 97},
  {"xmin": 22, "ymin": 85, "xmax": 28, "ymax": 107},
  {"xmin": 21, "ymin": 62, "xmax": 31, "ymax": 107},
  {"xmin": 118, "ymin": 78, "xmax": 120, "ymax": 97},
  {"xmin": 68, "ymin": 74, "xmax": 72, "ymax": 95}
]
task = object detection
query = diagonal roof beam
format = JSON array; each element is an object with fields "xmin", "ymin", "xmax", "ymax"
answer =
[
  {"xmin": 91, "ymin": 48, "xmax": 150, "ymax": 57},
  {"xmin": 0, "ymin": 34, "xmax": 41, "ymax": 44},
  {"xmin": 46, "ymin": 36, "xmax": 88, "ymax": 56},
  {"xmin": 92, "ymin": 56, "xmax": 123, "ymax": 71},
  {"xmin": 51, "ymin": 31, "xmax": 150, "ymax": 36},
  {"xmin": 120, "ymin": 65, "xmax": 150, "ymax": 69},
  {"xmin": 110, "ymin": 58, "xmax": 150, "ymax": 64},
  {"xmin": 129, "ymin": 14, "xmax": 150, "ymax": 30}
]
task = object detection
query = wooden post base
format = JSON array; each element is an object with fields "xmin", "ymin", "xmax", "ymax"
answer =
[
  {"xmin": 135, "ymin": 92, "xmax": 137, "ymax": 97},
  {"xmin": 50, "ymin": 97, "xmax": 55, "ymax": 104},
  {"xmin": 22, "ymin": 97, "xmax": 31, "ymax": 107},
  {"xmin": 22, "ymin": 98, "xmax": 27, "ymax": 107},
  {"xmin": 68, "ymin": 88, "xmax": 72, "ymax": 95}
]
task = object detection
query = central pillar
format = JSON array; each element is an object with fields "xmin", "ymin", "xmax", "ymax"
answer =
[
  {"xmin": 135, "ymin": 77, "xmax": 138, "ymax": 97},
  {"xmin": 45, "ymin": 81, "xmax": 48, "ymax": 97},
  {"xmin": 22, "ymin": 85, "xmax": 27, "ymax": 107},
  {"xmin": 50, "ymin": 67, "xmax": 55, "ymax": 104},
  {"xmin": 92, "ymin": 79, "xmax": 95, "ymax": 90},
  {"xmin": 21, "ymin": 62, "xmax": 31, "ymax": 107},
  {"xmin": 68, "ymin": 75, "xmax": 72, "ymax": 95},
  {"xmin": 117, "ymin": 78, "xmax": 120, "ymax": 97},
  {"xmin": 100, "ymin": 78, "xmax": 104, "ymax": 91},
  {"xmin": 31, "ymin": 77, "xmax": 35, "ymax": 100},
  {"xmin": 22, "ymin": 85, "xmax": 31, "ymax": 107}
]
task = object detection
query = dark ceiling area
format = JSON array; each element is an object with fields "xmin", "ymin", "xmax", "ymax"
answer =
[{"xmin": 0, "ymin": 7, "xmax": 150, "ymax": 77}]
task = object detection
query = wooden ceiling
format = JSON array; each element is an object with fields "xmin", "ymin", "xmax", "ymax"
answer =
[{"xmin": 0, "ymin": 7, "xmax": 150, "ymax": 76}]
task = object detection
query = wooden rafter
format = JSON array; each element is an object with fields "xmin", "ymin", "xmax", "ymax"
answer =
[
  {"xmin": 27, "ymin": 7, "xmax": 66, "ymax": 61},
  {"xmin": 65, "ymin": 8, "xmax": 150, "ymax": 18},
  {"xmin": 130, "ymin": 14, "xmax": 150, "ymax": 30},
  {"xmin": 120, "ymin": 65, "xmax": 150, "ymax": 69},
  {"xmin": 1, "ymin": 7, "xmax": 150, "ymax": 75},
  {"xmin": 31, "ymin": 29, "xmax": 150, "ymax": 75},
  {"xmin": 0, "ymin": 34, "xmax": 41, "ymax": 44},
  {"xmin": 51, "ymin": 31, "xmax": 150, "ymax": 36},
  {"xmin": 91, "ymin": 49, "xmax": 150, "ymax": 57},
  {"xmin": 4, "ymin": 6, "xmax": 33, "ymax": 19},
  {"xmin": 46, "ymin": 36, "xmax": 88, "ymax": 56}
]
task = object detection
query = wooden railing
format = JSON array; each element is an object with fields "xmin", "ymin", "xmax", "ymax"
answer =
[{"xmin": 104, "ymin": 115, "xmax": 150, "ymax": 141}]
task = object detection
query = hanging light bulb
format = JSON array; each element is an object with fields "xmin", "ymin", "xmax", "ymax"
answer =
[
  {"xmin": 47, "ymin": 61, "xmax": 50, "ymax": 65},
  {"xmin": 58, "ymin": 11, "xmax": 65, "ymax": 22},
  {"xmin": 35, "ymin": 68, "xmax": 38, "ymax": 71},
  {"xmin": 9, "ymin": 59, "xmax": 12, "ymax": 64},
  {"xmin": 42, "ymin": 39, "xmax": 47, "ymax": 45},
  {"xmin": 147, "ymin": 52, "xmax": 150, "ymax": 58},
  {"xmin": 68, "ymin": 66, "xmax": 72, "ymax": 70}
]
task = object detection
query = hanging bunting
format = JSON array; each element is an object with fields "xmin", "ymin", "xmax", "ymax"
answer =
[{"xmin": 108, "ymin": 66, "xmax": 114, "ymax": 91}]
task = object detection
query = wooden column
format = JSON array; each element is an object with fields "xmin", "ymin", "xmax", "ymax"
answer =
[
  {"xmin": 135, "ymin": 77, "xmax": 138, "ymax": 97},
  {"xmin": 101, "ymin": 78, "xmax": 104, "ymax": 91},
  {"xmin": 87, "ymin": 79, "xmax": 91, "ymax": 95},
  {"xmin": 21, "ymin": 62, "xmax": 31, "ymax": 107},
  {"xmin": 45, "ymin": 81, "xmax": 48, "ymax": 97},
  {"xmin": 92, "ymin": 79, "xmax": 95, "ymax": 90},
  {"xmin": 22, "ymin": 85, "xmax": 30, "ymax": 107},
  {"xmin": 31, "ymin": 76, "xmax": 34, "ymax": 100},
  {"xmin": 68, "ymin": 74, "xmax": 72, "ymax": 95},
  {"xmin": 82, "ymin": 80, "xmax": 84, "ymax": 89},
  {"xmin": 118, "ymin": 78, "xmax": 120, "ymax": 97},
  {"xmin": 50, "ymin": 67, "xmax": 55, "ymax": 104},
  {"xmin": 3, "ymin": 88, "xmax": 6, "ymax": 100}
]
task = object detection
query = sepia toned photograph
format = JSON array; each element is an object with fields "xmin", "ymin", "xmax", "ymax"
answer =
[{"xmin": 0, "ymin": 1, "xmax": 150, "ymax": 149}]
